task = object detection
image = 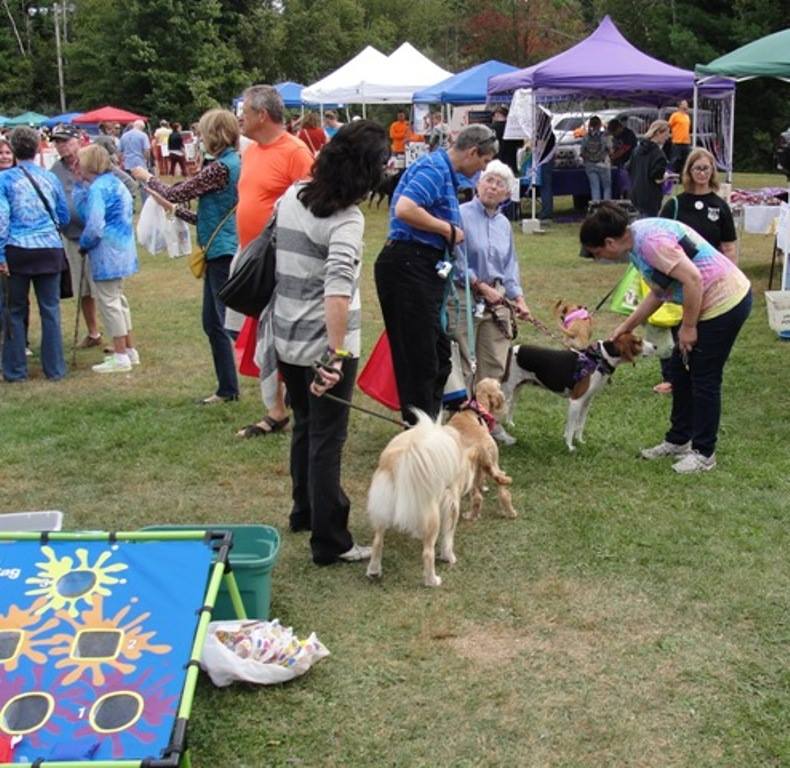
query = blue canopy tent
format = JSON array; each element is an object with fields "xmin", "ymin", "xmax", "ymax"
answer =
[
  {"xmin": 276, "ymin": 81, "xmax": 307, "ymax": 108},
  {"xmin": 232, "ymin": 82, "xmax": 343, "ymax": 116},
  {"xmin": 413, "ymin": 60, "xmax": 518, "ymax": 104},
  {"xmin": 43, "ymin": 112, "xmax": 83, "ymax": 129}
]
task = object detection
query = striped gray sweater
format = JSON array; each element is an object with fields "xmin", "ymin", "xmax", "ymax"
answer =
[{"xmin": 273, "ymin": 183, "xmax": 363, "ymax": 366}]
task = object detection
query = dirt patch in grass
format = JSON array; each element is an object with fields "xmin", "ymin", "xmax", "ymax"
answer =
[{"xmin": 444, "ymin": 577, "xmax": 668, "ymax": 667}]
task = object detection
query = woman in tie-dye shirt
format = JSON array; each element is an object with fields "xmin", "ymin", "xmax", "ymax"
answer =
[
  {"xmin": 580, "ymin": 203, "xmax": 751, "ymax": 474},
  {"xmin": 74, "ymin": 144, "xmax": 139, "ymax": 375}
]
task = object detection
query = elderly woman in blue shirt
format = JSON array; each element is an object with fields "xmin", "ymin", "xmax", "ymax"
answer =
[
  {"xmin": 74, "ymin": 144, "xmax": 139, "ymax": 374},
  {"xmin": 0, "ymin": 126, "xmax": 70, "ymax": 382},
  {"xmin": 450, "ymin": 159, "xmax": 530, "ymax": 443}
]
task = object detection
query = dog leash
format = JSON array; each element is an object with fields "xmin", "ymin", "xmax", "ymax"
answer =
[
  {"xmin": 312, "ymin": 358, "xmax": 409, "ymax": 428},
  {"xmin": 321, "ymin": 391, "xmax": 409, "ymax": 428}
]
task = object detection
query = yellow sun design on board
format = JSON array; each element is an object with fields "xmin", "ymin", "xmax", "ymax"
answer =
[
  {"xmin": 40, "ymin": 597, "xmax": 171, "ymax": 686},
  {"xmin": 0, "ymin": 597, "xmax": 60, "ymax": 671},
  {"xmin": 24, "ymin": 547, "xmax": 128, "ymax": 617}
]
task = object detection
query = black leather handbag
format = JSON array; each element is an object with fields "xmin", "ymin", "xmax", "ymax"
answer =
[{"xmin": 218, "ymin": 213, "xmax": 277, "ymax": 318}]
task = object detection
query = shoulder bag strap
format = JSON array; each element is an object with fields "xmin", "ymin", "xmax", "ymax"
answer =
[
  {"xmin": 19, "ymin": 165, "xmax": 61, "ymax": 234},
  {"xmin": 672, "ymin": 195, "xmax": 679, "ymax": 220},
  {"xmin": 202, "ymin": 204, "xmax": 238, "ymax": 254}
]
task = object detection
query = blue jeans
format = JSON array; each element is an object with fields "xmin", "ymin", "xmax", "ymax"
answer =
[
  {"xmin": 539, "ymin": 157, "xmax": 554, "ymax": 218},
  {"xmin": 2, "ymin": 272, "xmax": 65, "ymax": 381},
  {"xmin": 585, "ymin": 164, "xmax": 611, "ymax": 202},
  {"xmin": 665, "ymin": 291, "xmax": 752, "ymax": 457},
  {"xmin": 202, "ymin": 256, "xmax": 239, "ymax": 399}
]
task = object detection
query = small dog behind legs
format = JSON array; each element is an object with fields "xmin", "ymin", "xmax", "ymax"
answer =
[{"xmin": 554, "ymin": 299, "xmax": 593, "ymax": 351}]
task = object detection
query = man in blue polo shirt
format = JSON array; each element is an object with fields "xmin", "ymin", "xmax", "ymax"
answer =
[{"xmin": 375, "ymin": 124, "xmax": 498, "ymax": 423}]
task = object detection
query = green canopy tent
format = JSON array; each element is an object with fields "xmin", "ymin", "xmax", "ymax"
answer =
[
  {"xmin": 696, "ymin": 28, "xmax": 790, "ymax": 81},
  {"xmin": 694, "ymin": 28, "xmax": 790, "ymax": 179},
  {"xmin": 4, "ymin": 111, "xmax": 50, "ymax": 127}
]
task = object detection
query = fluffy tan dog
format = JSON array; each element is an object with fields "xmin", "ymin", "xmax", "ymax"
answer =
[
  {"xmin": 366, "ymin": 411, "xmax": 474, "ymax": 587},
  {"xmin": 554, "ymin": 299, "xmax": 593, "ymax": 350},
  {"xmin": 446, "ymin": 378, "xmax": 517, "ymax": 521}
]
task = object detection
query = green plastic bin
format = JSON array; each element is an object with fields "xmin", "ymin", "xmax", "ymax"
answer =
[{"xmin": 143, "ymin": 524, "xmax": 280, "ymax": 620}]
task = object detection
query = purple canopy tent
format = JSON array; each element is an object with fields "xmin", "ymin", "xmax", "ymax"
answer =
[
  {"xmin": 489, "ymin": 16, "xmax": 733, "ymax": 103},
  {"xmin": 488, "ymin": 16, "xmax": 735, "ymax": 223}
]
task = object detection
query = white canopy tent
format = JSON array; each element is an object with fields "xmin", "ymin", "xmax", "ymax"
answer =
[
  {"xmin": 301, "ymin": 42, "xmax": 452, "ymax": 112},
  {"xmin": 300, "ymin": 46, "xmax": 388, "ymax": 106}
]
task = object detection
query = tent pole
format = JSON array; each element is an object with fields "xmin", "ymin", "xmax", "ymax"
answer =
[
  {"xmin": 726, "ymin": 87, "xmax": 736, "ymax": 183},
  {"xmin": 692, "ymin": 80, "xmax": 699, "ymax": 147},
  {"xmin": 531, "ymin": 93, "xmax": 537, "ymax": 221}
]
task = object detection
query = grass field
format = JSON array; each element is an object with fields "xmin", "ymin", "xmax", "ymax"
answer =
[{"xmin": 2, "ymin": 174, "xmax": 789, "ymax": 767}]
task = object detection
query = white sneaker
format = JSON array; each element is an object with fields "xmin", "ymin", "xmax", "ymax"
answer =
[
  {"xmin": 491, "ymin": 423, "xmax": 517, "ymax": 446},
  {"xmin": 126, "ymin": 348, "xmax": 140, "ymax": 366},
  {"xmin": 338, "ymin": 544, "xmax": 371, "ymax": 562},
  {"xmin": 672, "ymin": 451, "xmax": 716, "ymax": 474},
  {"xmin": 92, "ymin": 354, "xmax": 132, "ymax": 374},
  {"xmin": 640, "ymin": 440, "xmax": 691, "ymax": 460}
]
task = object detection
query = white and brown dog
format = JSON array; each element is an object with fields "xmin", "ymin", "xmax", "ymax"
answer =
[
  {"xmin": 501, "ymin": 332, "xmax": 656, "ymax": 451},
  {"xmin": 366, "ymin": 411, "xmax": 474, "ymax": 587}
]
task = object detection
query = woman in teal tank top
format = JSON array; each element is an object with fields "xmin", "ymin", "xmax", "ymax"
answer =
[{"xmin": 132, "ymin": 109, "xmax": 241, "ymax": 404}]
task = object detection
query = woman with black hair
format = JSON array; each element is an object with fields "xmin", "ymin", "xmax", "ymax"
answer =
[
  {"xmin": 580, "ymin": 202, "xmax": 751, "ymax": 474},
  {"xmin": 274, "ymin": 119, "xmax": 388, "ymax": 565}
]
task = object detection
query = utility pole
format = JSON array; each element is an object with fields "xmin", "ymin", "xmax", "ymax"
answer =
[{"xmin": 53, "ymin": 2, "xmax": 66, "ymax": 113}]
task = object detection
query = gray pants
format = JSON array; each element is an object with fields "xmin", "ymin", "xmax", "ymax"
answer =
[{"xmin": 448, "ymin": 296, "xmax": 513, "ymax": 386}]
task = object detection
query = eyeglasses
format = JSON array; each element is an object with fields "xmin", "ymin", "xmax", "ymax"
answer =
[{"xmin": 691, "ymin": 165, "xmax": 712, "ymax": 173}]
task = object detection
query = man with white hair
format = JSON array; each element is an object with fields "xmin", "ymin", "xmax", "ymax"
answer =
[
  {"xmin": 118, "ymin": 119, "xmax": 150, "ymax": 176},
  {"xmin": 451, "ymin": 159, "xmax": 531, "ymax": 444}
]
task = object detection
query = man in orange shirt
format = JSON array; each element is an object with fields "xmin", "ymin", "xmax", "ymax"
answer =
[
  {"xmin": 389, "ymin": 111, "xmax": 409, "ymax": 155},
  {"xmin": 234, "ymin": 84, "xmax": 314, "ymax": 438},
  {"xmin": 668, "ymin": 99, "xmax": 691, "ymax": 174}
]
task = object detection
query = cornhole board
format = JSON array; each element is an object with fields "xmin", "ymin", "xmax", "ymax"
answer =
[{"xmin": 0, "ymin": 530, "xmax": 246, "ymax": 767}]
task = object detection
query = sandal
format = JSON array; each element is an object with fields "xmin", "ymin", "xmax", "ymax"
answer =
[
  {"xmin": 236, "ymin": 415, "xmax": 290, "ymax": 438},
  {"xmin": 76, "ymin": 334, "xmax": 103, "ymax": 349}
]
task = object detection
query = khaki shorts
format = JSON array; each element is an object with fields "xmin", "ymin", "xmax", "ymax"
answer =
[
  {"xmin": 93, "ymin": 279, "xmax": 133, "ymax": 339},
  {"xmin": 64, "ymin": 238, "xmax": 94, "ymax": 298}
]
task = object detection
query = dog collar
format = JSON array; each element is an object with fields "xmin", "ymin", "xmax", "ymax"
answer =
[
  {"xmin": 463, "ymin": 398, "xmax": 496, "ymax": 433},
  {"xmin": 562, "ymin": 308, "xmax": 591, "ymax": 328},
  {"xmin": 592, "ymin": 342, "xmax": 616, "ymax": 375}
]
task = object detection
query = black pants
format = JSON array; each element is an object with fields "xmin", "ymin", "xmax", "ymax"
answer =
[
  {"xmin": 279, "ymin": 357, "xmax": 358, "ymax": 565},
  {"xmin": 375, "ymin": 241, "xmax": 451, "ymax": 424},
  {"xmin": 665, "ymin": 291, "xmax": 752, "ymax": 457}
]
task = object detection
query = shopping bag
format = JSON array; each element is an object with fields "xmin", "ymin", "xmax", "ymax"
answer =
[
  {"xmin": 357, "ymin": 330, "xmax": 400, "ymax": 411},
  {"xmin": 234, "ymin": 315, "xmax": 260, "ymax": 378},
  {"xmin": 201, "ymin": 619, "xmax": 330, "ymax": 688},
  {"xmin": 136, "ymin": 196, "xmax": 168, "ymax": 255},
  {"xmin": 442, "ymin": 340, "xmax": 468, "ymax": 405},
  {"xmin": 164, "ymin": 216, "xmax": 192, "ymax": 259},
  {"xmin": 639, "ymin": 277, "xmax": 682, "ymax": 328},
  {"xmin": 609, "ymin": 264, "xmax": 642, "ymax": 315}
]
